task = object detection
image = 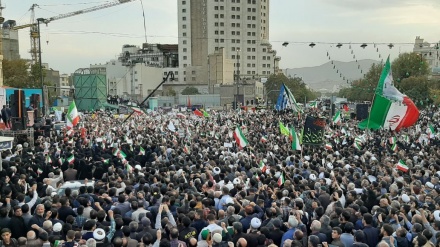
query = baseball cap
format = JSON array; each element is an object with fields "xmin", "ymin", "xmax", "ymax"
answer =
[{"xmin": 93, "ymin": 228, "xmax": 106, "ymax": 241}]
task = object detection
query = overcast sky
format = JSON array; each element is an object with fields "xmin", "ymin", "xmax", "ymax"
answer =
[{"xmin": 6, "ymin": 0, "xmax": 440, "ymax": 74}]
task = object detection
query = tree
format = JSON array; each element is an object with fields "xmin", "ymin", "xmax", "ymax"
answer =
[
  {"xmin": 392, "ymin": 52, "xmax": 429, "ymax": 82},
  {"xmin": 3, "ymin": 59, "xmax": 30, "ymax": 88},
  {"xmin": 337, "ymin": 52, "xmax": 431, "ymax": 106},
  {"xmin": 265, "ymin": 73, "xmax": 318, "ymax": 104},
  {"xmin": 181, "ymin": 86, "xmax": 200, "ymax": 95},
  {"xmin": 164, "ymin": 88, "xmax": 177, "ymax": 96}
]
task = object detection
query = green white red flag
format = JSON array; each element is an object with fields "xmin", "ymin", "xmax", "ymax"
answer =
[
  {"xmin": 233, "ymin": 126, "xmax": 249, "ymax": 148},
  {"xmin": 66, "ymin": 101, "xmax": 80, "ymax": 129},
  {"xmin": 359, "ymin": 57, "xmax": 419, "ymax": 131}
]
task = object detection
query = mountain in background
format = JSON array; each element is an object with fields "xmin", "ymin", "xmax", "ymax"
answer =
[{"xmin": 285, "ymin": 59, "xmax": 381, "ymax": 92}]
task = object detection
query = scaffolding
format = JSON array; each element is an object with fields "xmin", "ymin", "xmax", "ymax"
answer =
[{"xmin": 0, "ymin": 128, "xmax": 34, "ymax": 148}]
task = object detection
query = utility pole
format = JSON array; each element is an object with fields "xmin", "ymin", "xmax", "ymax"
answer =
[{"xmin": 0, "ymin": 0, "xmax": 5, "ymax": 87}]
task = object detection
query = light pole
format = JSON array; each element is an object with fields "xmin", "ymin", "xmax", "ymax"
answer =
[
  {"xmin": 265, "ymin": 89, "xmax": 280, "ymax": 108},
  {"xmin": 235, "ymin": 49, "xmax": 240, "ymax": 109},
  {"xmin": 37, "ymin": 18, "xmax": 46, "ymax": 116}
]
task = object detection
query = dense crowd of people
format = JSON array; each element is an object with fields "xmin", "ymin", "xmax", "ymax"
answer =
[{"xmin": 0, "ymin": 106, "xmax": 439, "ymax": 247}]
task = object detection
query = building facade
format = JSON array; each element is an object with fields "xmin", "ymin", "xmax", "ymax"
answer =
[
  {"xmin": 2, "ymin": 21, "xmax": 20, "ymax": 61},
  {"xmin": 413, "ymin": 36, "xmax": 440, "ymax": 73},
  {"xmin": 177, "ymin": 0, "xmax": 280, "ymax": 85}
]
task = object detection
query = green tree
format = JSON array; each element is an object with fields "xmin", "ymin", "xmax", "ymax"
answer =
[
  {"xmin": 181, "ymin": 86, "xmax": 200, "ymax": 95},
  {"xmin": 29, "ymin": 63, "xmax": 48, "ymax": 87},
  {"xmin": 392, "ymin": 52, "xmax": 430, "ymax": 82},
  {"xmin": 3, "ymin": 59, "xmax": 30, "ymax": 88},
  {"xmin": 265, "ymin": 73, "xmax": 317, "ymax": 104},
  {"xmin": 164, "ymin": 88, "xmax": 177, "ymax": 96}
]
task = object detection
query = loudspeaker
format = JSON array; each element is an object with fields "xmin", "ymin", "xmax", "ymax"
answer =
[
  {"xmin": 11, "ymin": 90, "xmax": 26, "ymax": 118},
  {"xmin": 356, "ymin": 104, "xmax": 369, "ymax": 121},
  {"xmin": 30, "ymin": 94, "xmax": 41, "ymax": 118},
  {"xmin": 11, "ymin": 117, "xmax": 24, "ymax": 131}
]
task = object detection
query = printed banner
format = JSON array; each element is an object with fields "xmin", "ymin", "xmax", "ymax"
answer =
[{"xmin": 302, "ymin": 116, "xmax": 326, "ymax": 145}]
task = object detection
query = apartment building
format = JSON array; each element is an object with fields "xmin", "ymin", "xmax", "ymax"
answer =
[{"xmin": 178, "ymin": 0, "xmax": 280, "ymax": 89}]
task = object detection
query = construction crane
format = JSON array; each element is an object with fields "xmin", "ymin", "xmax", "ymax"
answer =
[
  {"xmin": 0, "ymin": 0, "xmax": 5, "ymax": 87},
  {"xmin": 12, "ymin": 0, "xmax": 136, "ymax": 65}
]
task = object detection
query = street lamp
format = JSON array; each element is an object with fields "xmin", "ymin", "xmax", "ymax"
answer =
[
  {"xmin": 265, "ymin": 89, "xmax": 280, "ymax": 108},
  {"xmin": 37, "ymin": 18, "xmax": 46, "ymax": 116},
  {"xmin": 235, "ymin": 49, "xmax": 240, "ymax": 109}
]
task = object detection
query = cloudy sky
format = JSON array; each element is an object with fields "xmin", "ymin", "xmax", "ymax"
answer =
[{"xmin": 6, "ymin": 0, "xmax": 440, "ymax": 74}]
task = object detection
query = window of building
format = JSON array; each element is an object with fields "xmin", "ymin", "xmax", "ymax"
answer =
[
  {"xmin": 231, "ymin": 15, "xmax": 235, "ymax": 19},
  {"xmin": 247, "ymin": 63, "xmax": 251, "ymax": 67},
  {"xmin": 247, "ymin": 48, "xmax": 251, "ymax": 52},
  {"xmin": 262, "ymin": 71, "xmax": 266, "ymax": 75},
  {"xmin": 237, "ymin": 31, "xmax": 240, "ymax": 35},
  {"xmin": 247, "ymin": 8, "xmax": 251, "ymax": 12},
  {"xmin": 252, "ymin": 56, "xmax": 255, "ymax": 59},
  {"xmin": 267, "ymin": 64, "xmax": 270, "ymax": 68},
  {"xmin": 263, "ymin": 64, "xmax": 266, "ymax": 68},
  {"xmin": 247, "ymin": 32, "xmax": 251, "ymax": 36},
  {"xmin": 252, "ymin": 32, "xmax": 256, "ymax": 36},
  {"xmin": 215, "ymin": 47, "xmax": 219, "ymax": 51},
  {"xmin": 231, "ymin": 31, "xmax": 235, "ymax": 35},
  {"xmin": 182, "ymin": 9, "xmax": 186, "ymax": 13},
  {"xmin": 183, "ymin": 64, "xmax": 187, "ymax": 68},
  {"xmin": 252, "ymin": 40, "xmax": 256, "ymax": 44},
  {"xmin": 215, "ymin": 39, "xmax": 219, "ymax": 43},
  {"xmin": 247, "ymin": 40, "xmax": 251, "ymax": 44},
  {"xmin": 252, "ymin": 71, "xmax": 256, "ymax": 74},
  {"xmin": 182, "ymin": 1, "xmax": 186, "ymax": 4},
  {"xmin": 182, "ymin": 24, "xmax": 186, "ymax": 29},
  {"xmin": 220, "ymin": 6, "xmax": 224, "ymax": 10},
  {"xmin": 182, "ymin": 17, "xmax": 186, "ymax": 21},
  {"xmin": 237, "ymin": 23, "xmax": 240, "ymax": 27},
  {"xmin": 232, "ymin": 47, "xmax": 236, "ymax": 51},
  {"xmin": 220, "ymin": 31, "xmax": 224, "ymax": 34},
  {"xmin": 247, "ymin": 71, "xmax": 251, "ymax": 74},
  {"xmin": 220, "ymin": 39, "xmax": 224, "ymax": 43},
  {"xmin": 220, "ymin": 22, "xmax": 224, "ymax": 26},
  {"xmin": 215, "ymin": 22, "xmax": 219, "ymax": 26},
  {"xmin": 215, "ymin": 14, "xmax": 219, "ymax": 18},
  {"xmin": 232, "ymin": 55, "xmax": 235, "ymax": 59},
  {"xmin": 183, "ymin": 40, "xmax": 187, "ymax": 44},
  {"xmin": 215, "ymin": 30, "xmax": 219, "ymax": 35},
  {"xmin": 184, "ymin": 77, "xmax": 187, "ymax": 81},
  {"xmin": 247, "ymin": 24, "xmax": 251, "ymax": 28},
  {"xmin": 252, "ymin": 64, "xmax": 255, "ymax": 67},
  {"xmin": 232, "ymin": 7, "xmax": 235, "ymax": 11},
  {"xmin": 263, "ymin": 48, "xmax": 266, "ymax": 52},
  {"xmin": 174, "ymin": 71, "xmax": 178, "ymax": 75},
  {"xmin": 247, "ymin": 56, "xmax": 251, "ymax": 59},
  {"xmin": 183, "ymin": 48, "xmax": 187, "ymax": 52},
  {"xmin": 252, "ymin": 16, "xmax": 256, "ymax": 20},
  {"xmin": 231, "ymin": 23, "xmax": 235, "ymax": 27},
  {"xmin": 183, "ymin": 71, "xmax": 186, "ymax": 75},
  {"xmin": 247, "ymin": 16, "xmax": 251, "ymax": 20},
  {"xmin": 192, "ymin": 71, "xmax": 196, "ymax": 75},
  {"xmin": 183, "ymin": 56, "xmax": 187, "ymax": 60},
  {"xmin": 252, "ymin": 48, "xmax": 256, "ymax": 52},
  {"xmin": 237, "ymin": 39, "xmax": 240, "ymax": 43},
  {"xmin": 183, "ymin": 32, "xmax": 187, "ymax": 37}
]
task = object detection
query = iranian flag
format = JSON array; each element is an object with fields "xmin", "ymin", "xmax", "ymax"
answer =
[
  {"xmin": 259, "ymin": 160, "xmax": 267, "ymax": 173},
  {"xmin": 131, "ymin": 107, "xmax": 143, "ymax": 114},
  {"xmin": 46, "ymin": 155, "xmax": 52, "ymax": 164},
  {"xmin": 113, "ymin": 149, "xmax": 119, "ymax": 157},
  {"xmin": 277, "ymin": 173, "xmax": 285, "ymax": 187},
  {"xmin": 389, "ymin": 137, "xmax": 397, "ymax": 144},
  {"xmin": 37, "ymin": 168, "xmax": 43, "ymax": 174},
  {"xmin": 396, "ymin": 159, "xmax": 409, "ymax": 172},
  {"xmin": 139, "ymin": 147, "xmax": 145, "ymax": 155},
  {"xmin": 233, "ymin": 126, "xmax": 249, "ymax": 148},
  {"xmin": 391, "ymin": 143, "xmax": 398, "ymax": 152},
  {"xmin": 261, "ymin": 136, "xmax": 268, "ymax": 143},
  {"xmin": 309, "ymin": 101, "xmax": 318, "ymax": 108},
  {"xmin": 194, "ymin": 109, "xmax": 204, "ymax": 117},
  {"xmin": 66, "ymin": 101, "xmax": 80, "ymax": 129},
  {"xmin": 325, "ymin": 143, "xmax": 332, "ymax": 150},
  {"xmin": 359, "ymin": 57, "xmax": 419, "ymax": 131},
  {"xmin": 427, "ymin": 124, "xmax": 435, "ymax": 137},
  {"xmin": 353, "ymin": 142, "xmax": 362, "ymax": 150},
  {"xmin": 290, "ymin": 128, "xmax": 302, "ymax": 151},
  {"xmin": 58, "ymin": 158, "xmax": 64, "ymax": 165},
  {"xmin": 333, "ymin": 111, "xmax": 342, "ymax": 125},
  {"xmin": 119, "ymin": 150, "xmax": 127, "ymax": 159},
  {"xmin": 67, "ymin": 154, "xmax": 75, "ymax": 164}
]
